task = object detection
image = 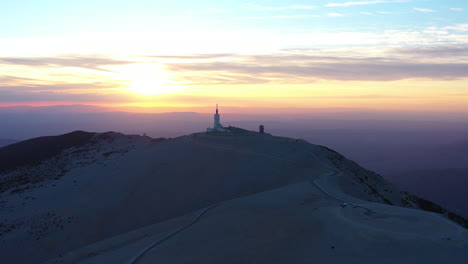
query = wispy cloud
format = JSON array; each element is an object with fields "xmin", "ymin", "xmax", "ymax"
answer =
[
  {"xmin": 441, "ymin": 24, "xmax": 468, "ymax": 32},
  {"xmin": 0, "ymin": 56, "xmax": 133, "ymax": 72},
  {"xmin": 164, "ymin": 47, "xmax": 468, "ymax": 83},
  {"xmin": 185, "ymin": 8, "xmax": 231, "ymax": 15},
  {"xmin": 377, "ymin": 11, "xmax": 393, "ymax": 14},
  {"xmin": 271, "ymin": 15, "xmax": 319, "ymax": 19},
  {"xmin": 326, "ymin": 0, "xmax": 406, "ymax": 7},
  {"xmin": 168, "ymin": 60, "xmax": 468, "ymax": 83},
  {"xmin": 392, "ymin": 45, "xmax": 468, "ymax": 58},
  {"xmin": 0, "ymin": 75, "xmax": 41, "ymax": 86},
  {"xmin": 242, "ymin": 3, "xmax": 315, "ymax": 11},
  {"xmin": 0, "ymin": 86, "xmax": 131, "ymax": 103},
  {"xmin": 328, "ymin": 13, "xmax": 344, "ymax": 17},
  {"xmin": 414, "ymin": 8, "xmax": 436, "ymax": 13},
  {"xmin": 290, "ymin": 5, "xmax": 317, "ymax": 10},
  {"xmin": 0, "ymin": 74, "xmax": 125, "ymax": 93},
  {"xmin": 146, "ymin": 54, "xmax": 232, "ymax": 60},
  {"xmin": 215, "ymin": 14, "xmax": 320, "ymax": 22},
  {"xmin": 450, "ymin": 8, "xmax": 464, "ymax": 12}
]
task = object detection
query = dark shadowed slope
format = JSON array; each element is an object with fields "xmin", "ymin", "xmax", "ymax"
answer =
[{"xmin": 0, "ymin": 131, "xmax": 96, "ymax": 174}]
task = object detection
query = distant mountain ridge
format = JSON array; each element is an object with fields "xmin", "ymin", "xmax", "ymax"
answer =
[
  {"xmin": 0, "ymin": 139, "xmax": 18, "ymax": 148},
  {"xmin": 0, "ymin": 131, "xmax": 96, "ymax": 174},
  {"xmin": 1, "ymin": 129, "xmax": 467, "ymax": 264},
  {"xmin": 390, "ymin": 168, "xmax": 468, "ymax": 218}
]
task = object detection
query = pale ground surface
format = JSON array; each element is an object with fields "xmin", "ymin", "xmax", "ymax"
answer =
[
  {"xmin": 1, "ymin": 130, "xmax": 467, "ymax": 263},
  {"xmin": 48, "ymin": 181, "xmax": 468, "ymax": 264}
]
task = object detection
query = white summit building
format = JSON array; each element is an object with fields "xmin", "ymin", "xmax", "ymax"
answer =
[{"xmin": 207, "ymin": 104, "xmax": 228, "ymax": 132}]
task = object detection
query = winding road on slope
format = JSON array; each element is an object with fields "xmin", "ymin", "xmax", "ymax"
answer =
[
  {"xmin": 126, "ymin": 147, "xmax": 372, "ymax": 264},
  {"xmin": 127, "ymin": 203, "xmax": 221, "ymax": 264},
  {"xmin": 126, "ymin": 149, "xmax": 371, "ymax": 264},
  {"xmin": 126, "ymin": 145, "xmax": 465, "ymax": 263},
  {"xmin": 309, "ymin": 148, "xmax": 466, "ymax": 240},
  {"xmin": 308, "ymin": 148, "xmax": 376, "ymax": 214}
]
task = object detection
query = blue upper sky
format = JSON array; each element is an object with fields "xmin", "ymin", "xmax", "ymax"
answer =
[{"xmin": 1, "ymin": 0, "xmax": 466, "ymax": 38}]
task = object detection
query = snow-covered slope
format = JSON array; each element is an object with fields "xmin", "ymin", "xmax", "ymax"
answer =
[{"xmin": 0, "ymin": 129, "xmax": 467, "ymax": 264}]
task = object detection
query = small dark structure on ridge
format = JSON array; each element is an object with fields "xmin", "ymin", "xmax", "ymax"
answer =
[{"xmin": 259, "ymin": 125, "xmax": 265, "ymax": 134}]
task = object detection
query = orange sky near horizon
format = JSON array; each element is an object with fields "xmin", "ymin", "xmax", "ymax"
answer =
[{"xmin": 2, "ymin": 69, "xmax": 468, "ymax": 114}]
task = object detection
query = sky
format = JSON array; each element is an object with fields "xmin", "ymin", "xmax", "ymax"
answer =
[{"xmin": 1, "ymin": 0, "xmax": 468, "ymax": 114}]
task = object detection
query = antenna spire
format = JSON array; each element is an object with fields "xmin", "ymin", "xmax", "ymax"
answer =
[{"xmin": 216, "ymin": 104, "xmax": 218, "ymax": 114}]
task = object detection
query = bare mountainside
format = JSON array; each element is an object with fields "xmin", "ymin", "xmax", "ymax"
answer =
[{"xmin": 0, "ymin": 129, "xmax": 467, "ymax": 264}]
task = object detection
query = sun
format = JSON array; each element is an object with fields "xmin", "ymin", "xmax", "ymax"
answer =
[
  {"xmin": 123, "ymin": 64, "xmax": 182, "ymax": 95},
  {"xmin": 131, "ymin": 77, "xmax": 164, "ymax": 95}
]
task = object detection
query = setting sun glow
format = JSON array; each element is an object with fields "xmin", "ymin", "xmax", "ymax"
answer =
[{"xmin": 123, "ymin": 64, "xmax": 182, "ymax": 95}]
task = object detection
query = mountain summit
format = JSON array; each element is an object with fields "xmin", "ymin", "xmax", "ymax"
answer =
[{"xmin": 1, "ymin": 129, "xmax": 467, "ymax": 263}]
